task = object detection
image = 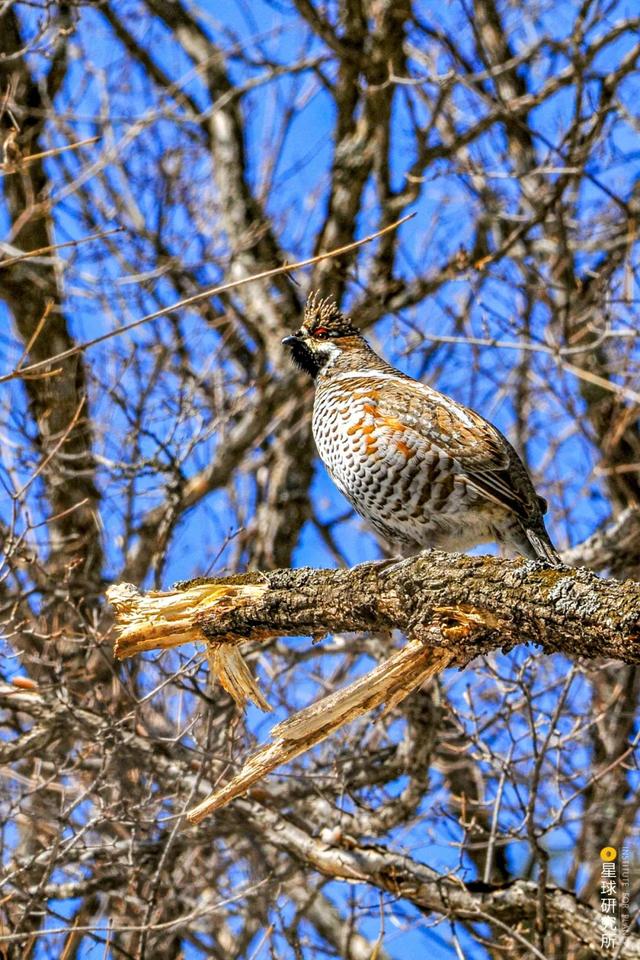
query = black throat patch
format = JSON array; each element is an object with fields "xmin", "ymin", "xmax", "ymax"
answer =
[{"xmin": 286, "ymin": 338, "xmax": 323, "ymax": 378}]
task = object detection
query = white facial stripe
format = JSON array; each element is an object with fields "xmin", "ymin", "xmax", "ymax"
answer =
[
  {"xmin": 316, "ymin": 341, "xmax": 342, "ymax": 358},
  {"xmin": 313, "ymin": 339, "xmax": 343, "ymax": 371}
]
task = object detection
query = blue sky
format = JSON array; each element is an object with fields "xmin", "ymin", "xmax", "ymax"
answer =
[{"xmin": 2, "ymin": 0, "xmax": 640, "ymax": 956}]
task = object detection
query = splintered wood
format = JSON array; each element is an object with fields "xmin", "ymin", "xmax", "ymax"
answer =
[
  {"xmin": 107, "ymin": 580, "xmax": 453, "ymax": 822},
  {"xmin": 107, "ymin": 580, "xmax": 271, "ymax": 710},
  {"xmin": 187, "ymin": 638, "xmax": 452, "ymax": 823}
]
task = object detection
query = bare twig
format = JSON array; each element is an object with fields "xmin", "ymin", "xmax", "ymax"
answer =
[{"xmin": 0, "ymin": 212, "xmax": 415, "ymax": 385}]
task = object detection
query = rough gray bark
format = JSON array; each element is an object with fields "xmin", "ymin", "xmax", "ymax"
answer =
[
  {"xmin": 176, "ymin": 553, "xmax": 640, "ymax": 664},
  {"xmin": 108, "ymin": 553, "xmax": 640, "ymax": 825}
]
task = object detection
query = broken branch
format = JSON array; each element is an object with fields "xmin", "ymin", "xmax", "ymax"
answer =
[{"xmin": 107, "ymin": 552, "xmax": 640, "ymax": 818}]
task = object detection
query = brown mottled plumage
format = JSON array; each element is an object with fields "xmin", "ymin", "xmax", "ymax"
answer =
[{"xmin": 282, "ymin": 293, "xmax": 559, "ymax": 563}]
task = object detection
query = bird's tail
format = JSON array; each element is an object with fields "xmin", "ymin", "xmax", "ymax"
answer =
[{"xmin": 524, "ymin": 526, "xmax": 562, "ymax": 566}]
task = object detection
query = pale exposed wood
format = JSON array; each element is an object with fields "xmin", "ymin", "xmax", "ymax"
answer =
[
  {"xmin": 187, "ymin": 638, "xmax": 452, "ymax": 822},
  {"xmin": 107, "ymin": 551, "xmax": 640, "ymax": 820},
  {"xmin": 107, "ymin": 580, "xmax": 271, "ymax": 710}
]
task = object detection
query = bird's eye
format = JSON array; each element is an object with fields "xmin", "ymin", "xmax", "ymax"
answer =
[{"xmin": 314, "ymin": 327, "xmax": 330, "ymax": 340}]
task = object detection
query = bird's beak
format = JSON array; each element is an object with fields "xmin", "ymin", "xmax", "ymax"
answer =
[{"xmin": 282, "ymin": 335, "xmax": 299, "ymax": 347}]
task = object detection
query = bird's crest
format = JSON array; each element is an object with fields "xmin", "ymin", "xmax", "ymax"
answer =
[{"xmin": 304, "ymin": 292, "xmax": 360, "ymax": 337}]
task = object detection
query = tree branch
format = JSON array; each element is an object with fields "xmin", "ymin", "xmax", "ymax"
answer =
[
  {"xmin": 108, "ymin": 552, "xmax": 640, "ymax": 816},
  {"xmin": 246, "ymin": 801, "xmax": 640, "ymax": 959},
  {"xmin": 110, "ymin": 553, "xmax": 640, "ymax": 665}
]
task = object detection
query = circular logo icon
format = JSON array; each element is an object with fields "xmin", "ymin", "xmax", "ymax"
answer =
[{"xmin": 601, "ymin": 847, "xmax": 617, "ymax": 862}]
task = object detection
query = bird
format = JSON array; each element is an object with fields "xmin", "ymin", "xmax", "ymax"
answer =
[{"xmin": 282, "ymin": 293, "xmax": 560, "ymax": 564}]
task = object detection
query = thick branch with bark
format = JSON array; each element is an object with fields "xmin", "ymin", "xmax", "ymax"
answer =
[
  {"xmin": 110, "ymin": 552, "xmax": 640, "ymax": 665},
  {"xmin": 109, "ymin": 552, "xmax": 640, "ymax": 817}
]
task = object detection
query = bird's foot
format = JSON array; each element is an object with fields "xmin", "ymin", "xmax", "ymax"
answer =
[
  {"xmin": 521, "ymin": 557, "xmax": 564, "ymax": 575},
  {"xmin": 378, "ymin": 548, "xmax": 435, "ymax": 577}
]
